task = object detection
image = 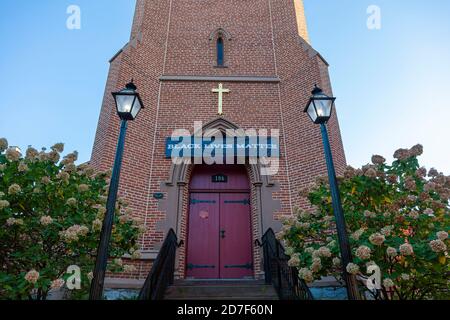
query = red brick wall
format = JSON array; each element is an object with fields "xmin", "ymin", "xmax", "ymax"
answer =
[{"xmin": 91, "ymin": 0, "xmax": 346, "ymax": 282}]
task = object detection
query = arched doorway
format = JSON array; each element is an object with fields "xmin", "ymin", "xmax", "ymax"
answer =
[{"xmin": 186, "ymin": 164, "xmax": 253, "ymax": 279}]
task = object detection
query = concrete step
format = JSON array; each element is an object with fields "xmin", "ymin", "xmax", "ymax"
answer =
[{"xmin": 164, "ymin": 280, "xmax": 279, "ymax": 300}]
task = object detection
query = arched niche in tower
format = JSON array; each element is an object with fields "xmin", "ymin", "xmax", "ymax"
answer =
[{"xmin": 209, "ymin": 28, "xmax": 233, "ymax": 68}]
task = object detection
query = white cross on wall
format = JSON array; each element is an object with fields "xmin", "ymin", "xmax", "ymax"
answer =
[{"xmin": 212, "ymin": 83, "xmax": 230, "ymax": 115}]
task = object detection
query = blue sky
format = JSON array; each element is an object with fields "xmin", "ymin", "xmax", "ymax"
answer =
[{"xmin": 0, "ymin": 1, "xmax": 449, "ymax": 174}]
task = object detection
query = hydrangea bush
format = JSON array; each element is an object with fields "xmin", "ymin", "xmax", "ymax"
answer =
[
  {"xmin": 0, "ymin": 138, "xmax": 144, "ymax": 300},
  {"xmin": 279, "ymin": 144, "xmax": 449, "ymax": 300}
]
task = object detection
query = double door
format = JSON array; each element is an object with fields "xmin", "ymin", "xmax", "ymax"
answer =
[{"xmin": 186, "ymin": 192, "xmax": 253, "ymax": 279}]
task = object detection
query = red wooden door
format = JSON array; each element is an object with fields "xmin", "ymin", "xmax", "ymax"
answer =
[
  {"xmin": 220, "ymin": 193, "xmax": 253, "ymax": 278},
  {"xmin": 186, "ymin": 192, "xmax": 252, "ymax": 279},
  {"xmin": 186, "ymin": 193, "xmax": 220, "ymax": 279},
  {"xmin": 187, "ymin": 165, "xmax": 252, "ymax": 279}
]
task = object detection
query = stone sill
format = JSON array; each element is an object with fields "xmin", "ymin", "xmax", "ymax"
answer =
[{"xmin": 122, "ymin": 249, "xmax": 158, "ymax": 261}]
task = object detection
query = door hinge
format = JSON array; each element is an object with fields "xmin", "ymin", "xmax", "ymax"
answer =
[
  {"xmin": 224, "ymin": 199, "xmax": 250, "ymax": 205},
  {"xmin": 190, "ymin": 199, "xmax": 217, "ymax": 205},
  {"xmin": 187, "ymin": 263, "xmax": 216, "ymax": 270},
  {"xmin": 224, "ymin": 263, "xmax": 253, "ymax": 270}
]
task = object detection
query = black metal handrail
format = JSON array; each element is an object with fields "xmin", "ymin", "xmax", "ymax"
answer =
[
  {"xmin": 261, "ymin": 228, "xmax": 314, "ymax": 300},
  {"xmin": 138, "ymin": 229, "xmax": 180, "ymax": 300}
]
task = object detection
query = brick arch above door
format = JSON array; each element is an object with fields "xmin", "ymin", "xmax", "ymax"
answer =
[{"xmin": 163, "ymin": 117, "xmax": 275, "ymax": 188}]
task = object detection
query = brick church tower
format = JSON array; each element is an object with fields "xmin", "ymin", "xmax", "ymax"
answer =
[{"xmin": 91, "ymin": 0, "xmax": 346, "ymax": 286}]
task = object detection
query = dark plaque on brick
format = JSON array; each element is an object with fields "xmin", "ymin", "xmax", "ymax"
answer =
[{"xmin": 153, "ymin": 193, "xmax": 164, "ymax": 200}]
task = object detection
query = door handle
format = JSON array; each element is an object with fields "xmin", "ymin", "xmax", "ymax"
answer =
[{"xmin": 220, "ymin": 230, "xmax": 226, "ymax": 239}]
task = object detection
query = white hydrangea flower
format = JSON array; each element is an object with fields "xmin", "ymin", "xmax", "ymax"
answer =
[
  {"xmin": 363, "ymin": 210, "xmax": 376, "ymax": 218},
  {"xmin": 131, "ymin": 250, "xmax": 141, "ymax": 260},
  {"xmin": 332, "ymin": 257, "xmax": 341, "ymax": 267},
  {"xmin": 383, "ymin": 278, "xmax": 394, "ymax": 288},
  {"xmin": 6, "ymin": 218, "xmax": 24, "ymax": 226},
  {"xmin": 40, "ymin": 216, "xmax": 53, "ymax": 226},
  {"xmin": 351, "ymin": 229, "xmax": 365, "ymax": 241},
  {"xmin": 298, "ymin": 268, "xmax": 314, "ymax": 283},
  {"xmin": 299, "ymin": 211, "xmax": 311, "ymax": 220},
  {"xmin": 408, "ymin": 210, "xmax": 419, "ymax": 220},
  {"xmin": 60, "ymin": 224, "xmax": 89, "ymax": 243},
  {"xmin": 66, "ymin": 198, "xmax": 77, "ymax": 206},
  {"xmin": 92, "ymin": 219, "xmax": 102, "ymax": 232},
  {"xmin": 437, "ymin": 231, "xmax": 448, "ymax": 241},
  {"xmin": 304, "ymin": 247, "xmax": 315, "ymax": 254},
  {"xmin": 386, "ymin": 247, "xmax": 397, "ymax": 258},
  {"xmin": 346, "ymin": 263, "xmax": 360, "ymax": 275},
  {"xmin": 399, "ymin": 243, "xmax": 414, "ymax": 256},
  {"xmin": 369, "ymin": 233, "xmax": 386, "ymax": 246},
  {"xmin": 327, "ymin": 240, "xmax": 337, "ymax": 249},
  {"xmin": 8, "ymin": 184, "xmax": 21, "ymax": 195},
  {"xmin": 78, "ymin": 184, "xmax": 90, "ymax": 192},
  {"xmin": 429, "ymin": 240, "xmax": 447, "ymax": 253},
  {"xmin": 285, "ymin": 247, "xmax": 295, "ymax": 256},
  {"xmin": 381, "ymin": 225, "xmax": 394, "ymax": 237},
  {"xmin": 0, "ymin": 200, "xmax": 10, "ymax": 210},
  {"xmin": 123, "ymin": 265, "xmax": 137, "ymax": 273},
  {"xmin": 310, "ymin": 258, "xmax": 322, "ymax": 273},
  {"xmin": 423, "ymin": 208, "xmax": 434, "ymax": 216},
  {"xmin": 317, "ymin": 246, "xmax": 332, "ymax": 258},
  {"xmin": 288, "ymin": 254, "xmax": 300, "ymax": 267},
  {"xmin": 18, "ymin": 162, "xmax": 29, "ymax": 172},
  {"xmin": 24, "ymin": 270, "xmax": 40, "ymax": 284},
  {"xmin": 355, "ymin": 246, "xmax": 372, "ymax": 260},
  {"xmin": 401, "ymin": 274, "xmax": 410, "ymax": 281}
]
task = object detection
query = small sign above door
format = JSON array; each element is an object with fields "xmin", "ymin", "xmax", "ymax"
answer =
[{"xmin": 212, "ymin": 174, "xmax": 228, "ymax": 183}]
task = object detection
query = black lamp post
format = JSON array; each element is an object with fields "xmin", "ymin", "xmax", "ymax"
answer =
[
  {"xmin": 89, "ymin": 81, "xmax": 144, "ymax": 300},
  {"xmin": 304, "ymin": 85, "xmax": 360, "ymax": 300}
]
